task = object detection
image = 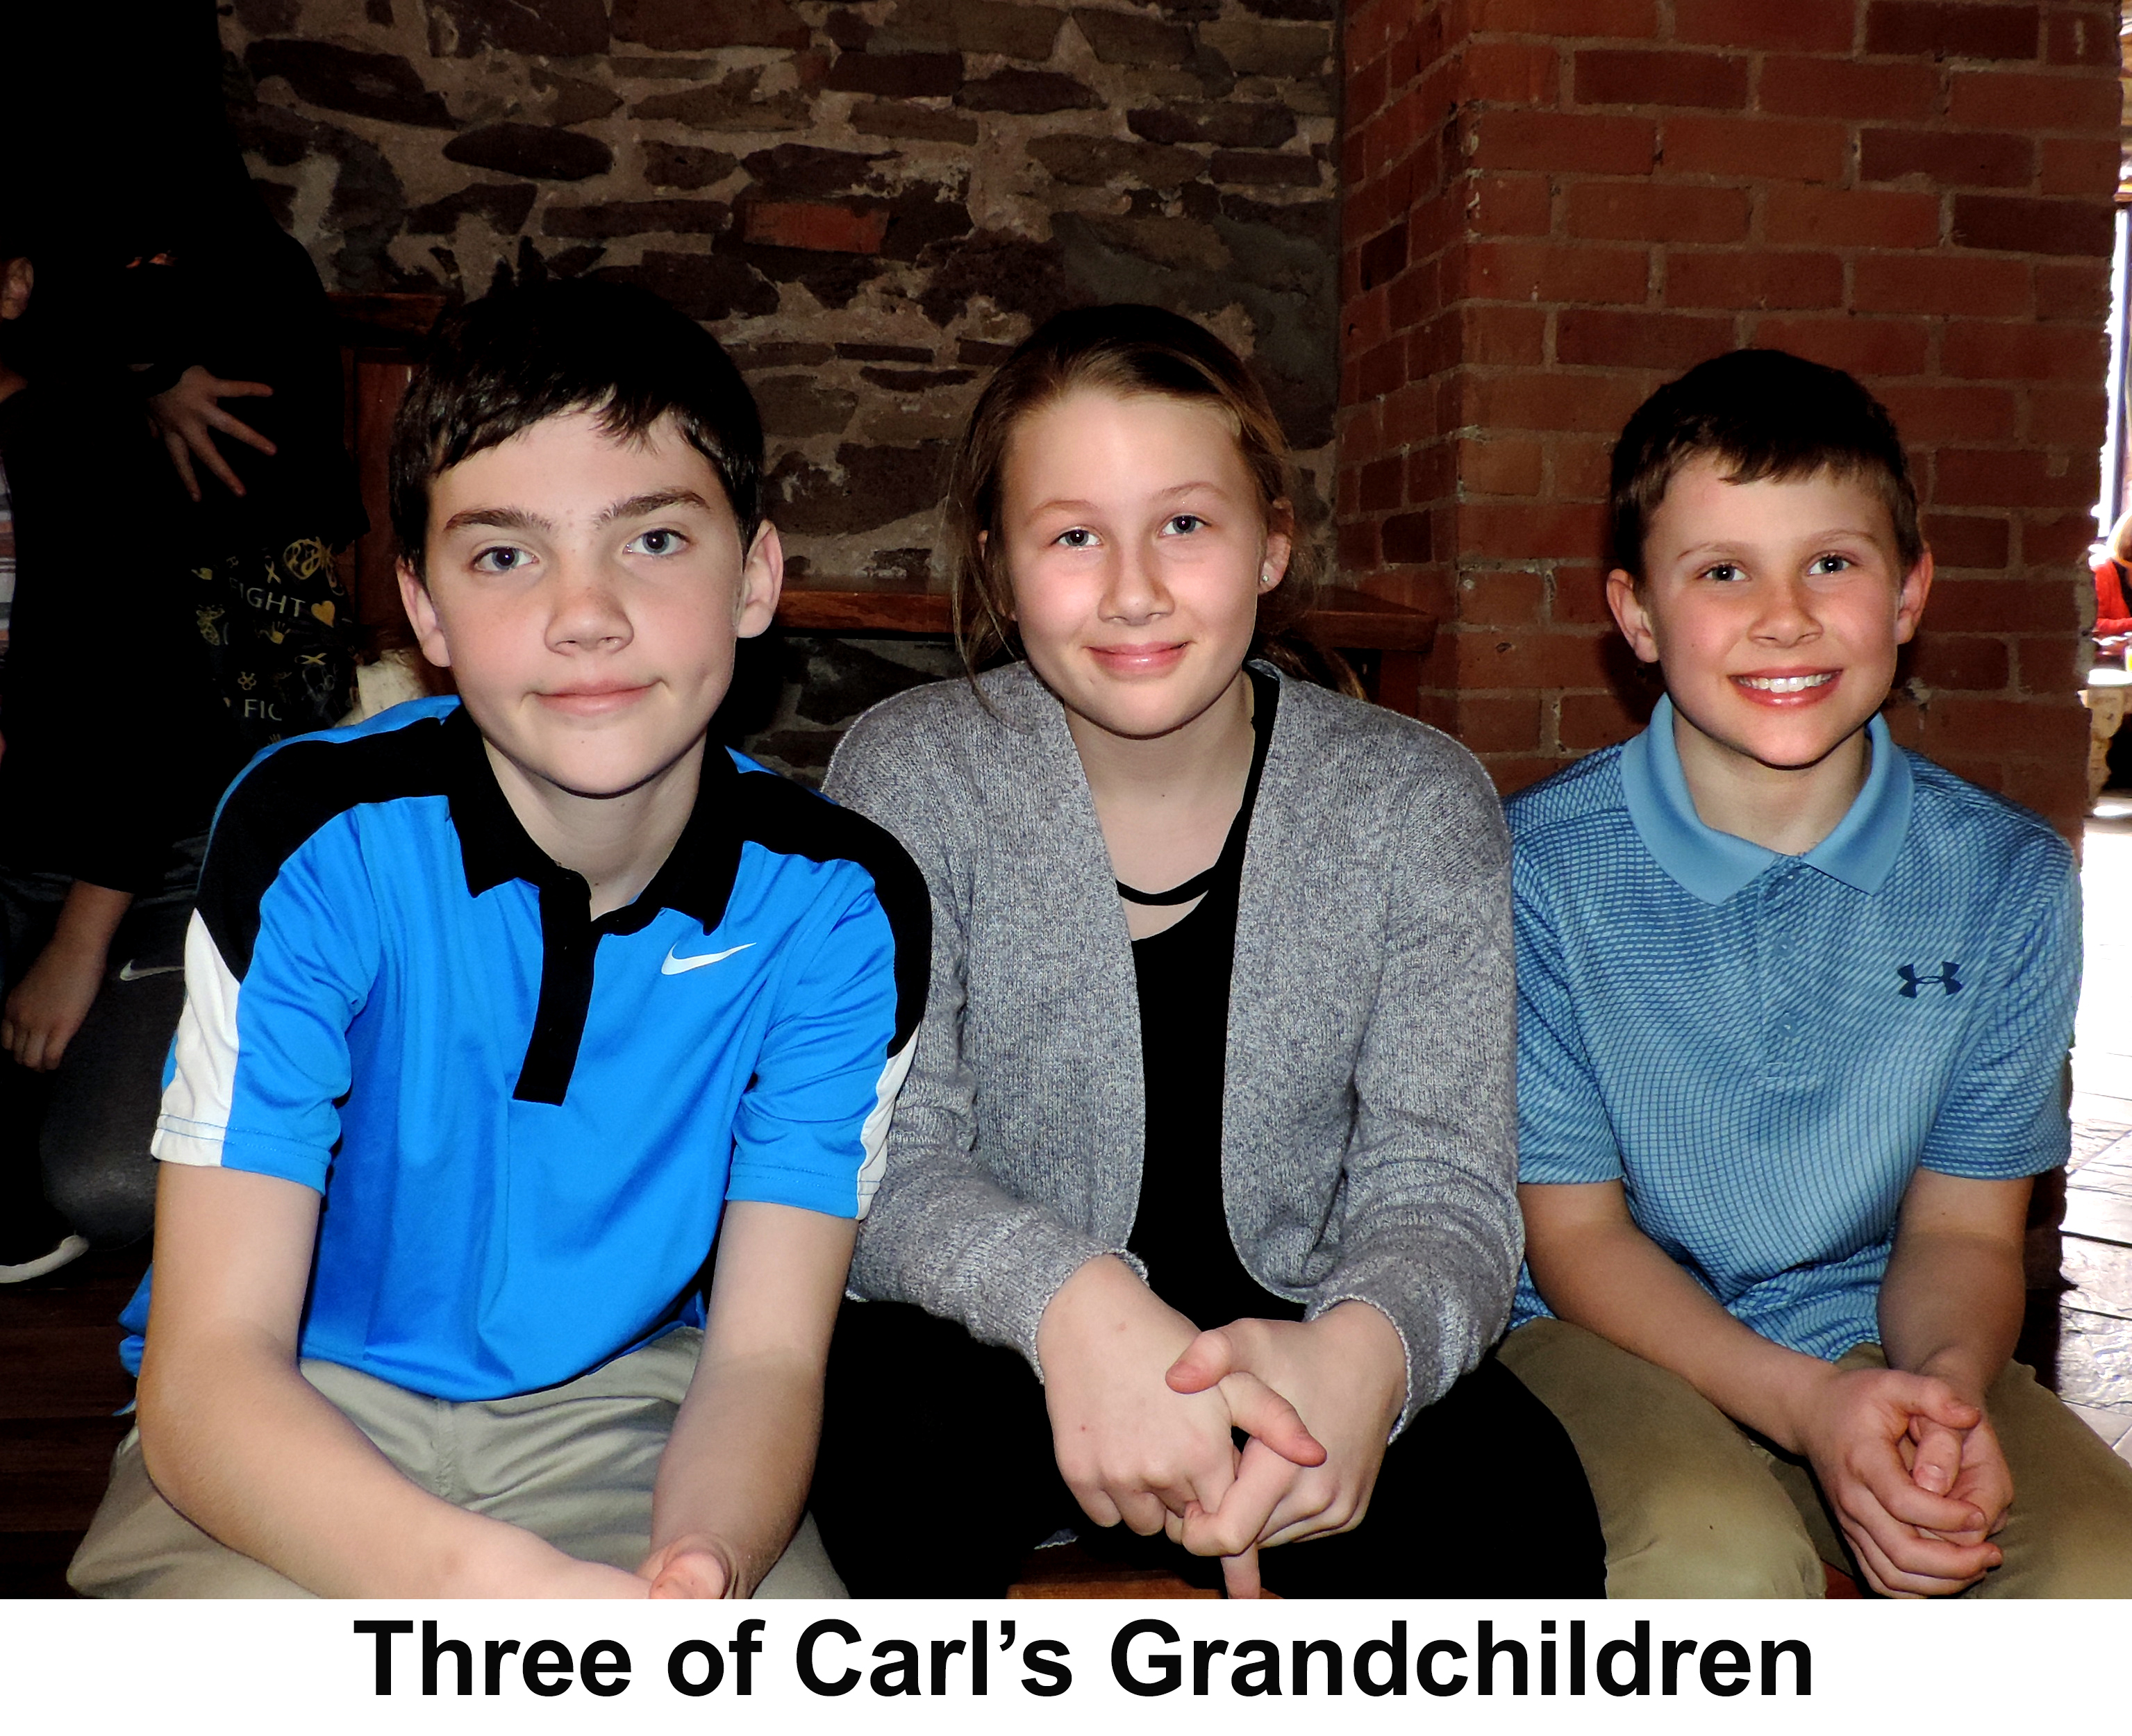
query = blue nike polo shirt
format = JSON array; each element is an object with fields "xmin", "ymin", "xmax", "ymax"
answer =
[
  {"xmin": 122, "ymin": 698, "xmax": 928, "ymax": 1400},
  {"xmin": 1508, "ymin": 696, "xmax": 2079, "ymax": 1360}
]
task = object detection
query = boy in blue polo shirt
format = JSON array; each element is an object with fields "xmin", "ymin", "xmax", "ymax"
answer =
[
  {"xmin": 1499, "ymin": 349, "xmax": 2132, "ymax": 1598},
  {"xmin": 67, "ymin": 281, "xmax": 928, "ymax": 1598}
]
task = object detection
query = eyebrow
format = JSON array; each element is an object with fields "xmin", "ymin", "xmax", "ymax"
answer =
[
  {"xmin": 1026, "ymin": 481, "xmax": 1229, "ymax": 516},
  {"xmin": 440, "ymin": 489, "xmax": 713, "ymax": 538}
]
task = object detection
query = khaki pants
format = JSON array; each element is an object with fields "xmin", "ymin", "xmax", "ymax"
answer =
[
  {"xmin": 1500, "ymin": 1319, "xmax": 2132, "ymax": 1599},
  {"xmin": 68, "ymin": 1328, "xmax": 844, "ymax": 1599}
]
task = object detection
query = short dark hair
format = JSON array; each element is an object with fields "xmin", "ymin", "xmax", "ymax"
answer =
[
  {"xmin": 1608, "ymin": 349, "xmax": 1924, "ymax": 582},
  {"xmin": 390, "ymin": 279, "xmax": 763, "ymax": 577}
]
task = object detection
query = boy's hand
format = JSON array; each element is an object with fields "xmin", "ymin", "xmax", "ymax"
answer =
[
  {"xmin": 3, "ymin": 903, "xmax": 125, "ymax": 1071},
  {"xmin": 147, "ymin": 366, "xmax": 276, "ymax": 501},
  {"xmin": 1793, "ymin": 1365, "xmax": 2004, "ymax": 1596},
  {"xmin": 639, "ymin": 1534, "xmax": 737, "ymax": 1599},
  {"xmin": 1164, "ymin": 1305, "xmax": 1399, "ymax": 1597},
  {"xmin": 1038, "ymin": 1257, "xmax": 1324, "ymax": 1539}
]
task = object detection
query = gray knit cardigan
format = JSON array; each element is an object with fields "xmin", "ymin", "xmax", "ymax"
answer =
[{"xmin": 822, "ymin": 662, "xmax": 1520, "ymax": 1429}]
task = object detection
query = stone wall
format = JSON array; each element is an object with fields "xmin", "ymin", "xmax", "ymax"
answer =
[
  {"xmin": 1338, "ymin": 0, "xmax": 2118, "ymax": 839},
  {"xmin": 220, "ymin": 0, "xmax": 1339, "ymax": 592}
]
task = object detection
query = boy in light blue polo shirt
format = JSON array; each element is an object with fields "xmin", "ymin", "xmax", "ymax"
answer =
[{"xmin": 1499, "ymin": 349, "xmax": 2132, "ymax": 1598}]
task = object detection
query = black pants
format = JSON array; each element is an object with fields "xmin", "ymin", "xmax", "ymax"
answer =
[{"xmin": 813, "ymin": 1299, "xmax": 1606, "ymax": 1599}]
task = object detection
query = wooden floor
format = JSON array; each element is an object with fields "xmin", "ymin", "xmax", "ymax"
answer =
[{"xmin": 0, "ymin": 1244, "xmax": 144, "ymax": 1596}]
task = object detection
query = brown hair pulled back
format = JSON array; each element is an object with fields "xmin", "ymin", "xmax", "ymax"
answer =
[{"xmin": 943, "ymin": 304, "xmax": 1324, "ymax": 680}]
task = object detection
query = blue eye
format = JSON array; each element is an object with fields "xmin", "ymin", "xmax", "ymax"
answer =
[
  {"xmin": 1056, "ymin": 527, "xmax": 1098, "ymax": 549},
  {"xmin": 471, "ymin": 545, "xmax": 527, "ymax": 574},
  {"xmin": 628, "ymin": 527, "xmax": 684, "ymax": 556},
  {"xmin": 1163, "ymin": 514, "xmax": 1206, "ymax": 536},
  {"xmin": 1703, "ymin": 562, "xmax": 1744, "ymax": 583},
  {"xmin": 1809, "ymin": 553, "xmax": 1852, "ymax": 575}
]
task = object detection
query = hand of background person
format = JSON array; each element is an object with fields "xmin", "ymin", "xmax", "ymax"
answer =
[
  {"xmin": 147, "ymin": 365, "xmax": 276, "ymax": 501},
  {"xmin": 2, "ymin": 935, "xmax": 107, "ymax": 1071},
  {"xmin": 1036, "ymin": 1256, "xmax": 1324, "ymax": 1543},
  {"xmin": 1164, "ymin": 1303, "xmax": 1404, "ymax": 1597},
  {"xmin": 638, "ymin": 1533, "xmax": 735, "ymax": 1599},
  {"xmin": 1792, "ymin": 1364, "xmax": 2005, "ymax": 1596}
]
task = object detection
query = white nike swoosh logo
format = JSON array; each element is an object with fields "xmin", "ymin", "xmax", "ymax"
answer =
[
  {"xmin": 116, "ymin": 960, "xmax": 185, "ymax": 982},
  {"xmin": 661, "ymin": 942, "xmax": 755, "ymax": 975}
]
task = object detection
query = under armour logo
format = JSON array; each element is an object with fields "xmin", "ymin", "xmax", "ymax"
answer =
[{"xmin": 1897, "ymin": 962, "xmax": 1962, "ymax": 998}]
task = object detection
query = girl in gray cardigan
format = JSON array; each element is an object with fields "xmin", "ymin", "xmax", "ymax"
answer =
[{"xmin": 810, "ymin": 307, "xmax": 1600, "ymax": 1597}]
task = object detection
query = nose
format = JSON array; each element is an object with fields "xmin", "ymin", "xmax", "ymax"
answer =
[
  {"xmin": 546, "ymin": 556, "xmax": 633, "ymax": 655},
  {"xmin": 1099, "ymin": 535, "xmax": 1171, "ymax": 626},
  {"xmin": 1749, "ymin": 571, "xmax": 1821, "ymax": 646}
]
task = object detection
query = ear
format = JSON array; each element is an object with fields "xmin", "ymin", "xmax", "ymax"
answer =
[
  {"xmin": 1893, "ymin": 546, "xmax": 1932, "ymax": 646},
  {"xmin": 1258, "ymin": 499, "xmax": 1294, "ymax": 594},
  {"xmin": 397, "ymin": 559, "xmax": 452, "ymax": 669},
  {"xmin": 733, "ymin": 521, "xmax": 783, "ymax": 640},
  {"xmin": 1606, "ymin": 568, "xmax": 1660, "ymax": 664}
]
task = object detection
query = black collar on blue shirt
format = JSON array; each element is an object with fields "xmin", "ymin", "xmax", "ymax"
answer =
[{"xmin": 438, "ymin": 705, "xmax": 744, "ymax": 1103}]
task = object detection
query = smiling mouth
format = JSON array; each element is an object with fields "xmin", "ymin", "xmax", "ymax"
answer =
[
  {"xmin": 538, "ymin": 684, "xmax": 653, "ymax": 713},
  {"xmin": 1735, "ymin": 673, "xmax": 1836, "ymax": 694}
]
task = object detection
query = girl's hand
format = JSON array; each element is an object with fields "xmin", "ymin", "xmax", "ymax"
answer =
[
  {"xmin": 147, "ymin": 365, "xmax": 276, "ymax": 501},
  {"xmin": 1164, "ymin": 1303, "xmax": 1405, "ymax": 1594},
  {"xmin": 1037, "ymin": 1257, "xmax": 1323, "ymax": 1537}
]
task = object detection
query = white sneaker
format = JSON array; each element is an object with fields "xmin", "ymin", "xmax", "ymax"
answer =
[{"xmin": 0, "ymin": 1233, "xmax": 90, "ymax": 1284}]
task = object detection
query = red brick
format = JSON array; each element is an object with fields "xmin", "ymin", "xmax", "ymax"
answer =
[
  {"xmin": 1919, "ymin": 514, "xmax": 2014, "ymax": 569},
  {"xmin": 2044, "ymin": 10, "xmax": 2121, "ymax": 68},
  {"xmin": 1549, "ymin": 437, "xmax": 1613, "ymax": 501},
  {"xmin": 1545, "ymin": 565, "xmax": 1616, "ymax": 624},
  {"xmin": 1454, "ymin": 692, "xmax": 1545, "ymax": 753},
  {"xmin": 1949, "ymin": 70, "xmax": 2122, "ymax": 131},
  {"xmin": 2022, "ymin": 385, "xmax": 2108, "ymax": 446},
  {"xmin": 1461, "ymin": 501, "xmax": 1610, "ymax": 560},
  {"xmin": 1457, "ymin": 570, "xmax": 1548, "ymax": 626},
  {"xmin": 1859, "ymin": 128, "xmax": 2035, "ymax": 190},
  {"xmin": 1464, "ymin": 40, "xmax": 1560, "ymax": 102},
  {"xmin": 1468, "ymin": 174, "xmax": 1554, "ymax": 237},
  {"xmin": 1674, "ymin": 0, "xmax": 1855, "ymax": 51},
  {"xmin": 1864, "ymin": 3, "xmax": 2042, "ymax": 61},
  {"xmin": 1758, "ymin": 56, "xmax": 1940, "ymax": 122},
  {"xmin": 1463, "ymin": 628, "xmax": 1619, "ymax": 690},
  {"xmin": 1381, "ymin": 380, "xmax": 1434, "ymax": 445},
  {"xmin": 1358, "ymin": 333, "xmax": 1408, "ymax": 399},
  {"xmin": 1464, "ymin": 369, "xmax": 1654, "ymax": 435},
  {"xmin": 1950, "ymin": 194, "xmax": 2115, "ymax": 258},
  {"xmin": 1750, "ymin": 316, "xmax": 1932, "ymax": 376},
  {"xmin": 1348, "ymin": 56, "xmax": 1388, "ymax": 125},
  {"xmin": 1338, "ymin": 519, "xmax": 1381, "ymax": 571},
  {"xmin": 739, "ymin": 201, "xmax": 890, "ymax": 253},
  {"xmin": 1408, "ymin": 442, "xmax": 1457, "ymax": 502},
  {"xmin": 1942, "ymin": 318, "xmax": 2107, "ymax": 380},
  {"xmin": 2013, "ymin": 635, "xmax": 2082, "ymax": 694},
  {"xmin": 2040, "ymin": 135, "xmax": 2122, "ymax": 197},
  {"xmin": 1559, "ymin": 688, "xmax": 1654, "ymax": 751},
  {"xmin": 1466, "ymin": 0, "xmax": 1658, "ymax": 35},
  {"xmin": 1461, "ymin": 436, "xmax": 1547, "ymax": 496},
  {"xmin": 1558, "ymin": 308, "xmax": 1735, "ymax": 369},
  {"xmin": 1463, "ymin": 303, "xmax": 1550, "ymax": 365},
  {"xmin": 2021, "ymin": 512, "xmax": 2107, "ymax": 565},
  {"xmin": 1911, "ymin": 694, "xmax": 2084, "ymax": 754},
  {"xmin": 1919, "ymin": 577, "xmax": 2083, "ymax": 631},
  {"xmin": 2033, "ymin": 260, "xmax": 2110, "ymax": 321},
  {"xmin": 1360, "ymin": 455, "xmax": 1404, "ymax": 511},
  {"xmin": 1574, "ymin": 48, "xmax": 1748, "ymax": 109},
  {"xmin": 1470, "ymin": 110, "xmax": 1657, "ymax": 176},
  {"xmin": 1906, "ymin": 634, "xmax": 2013, "ymax": 689},
  {"xmin": 1381, "ymin": 511, "xmax": 1435, "ymax": 562},
  {"xmin": 1764, "ymin": 185, "xmax": 1941, "ymax": 249},
  {"xmin": 1564, "ymin": 181, "xmax": 1750, "ymax": 244},
  {"xmin": 1660, "ymin": 115, "xmax": 1849, "ymax": 184},
  {"xmin": 1465, "ymin": 240, "xmax": 1650, "ymax": 303},
  {"xmin": 1852, "ymin": 252, "xmax": 2032, "ymax": 317},
  {"xmin": 1876, "ymin": 383, "xmax": 2021, "ymax": 442},
  {"xmin": 1665, "ymin": 249, "xmax": 1844, "ymax": 310},
  {"xmin": 1934, "ymin": 447, "xmax": 2099, "ymax": 508}
]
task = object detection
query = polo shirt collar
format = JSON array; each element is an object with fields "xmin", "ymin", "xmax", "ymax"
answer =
[
  {"xmin": 442, "ymin": 703, "xmax": 741, "ymax": 934},
  {"xmin": 1619, "ymin": 694, "xmax": 1913, "ymax": 904}
]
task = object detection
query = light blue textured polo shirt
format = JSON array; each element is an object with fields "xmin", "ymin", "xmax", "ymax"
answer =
[{"xmin": 1508, "ymin": 696, "xmax": 2079, "ymax": 1360}]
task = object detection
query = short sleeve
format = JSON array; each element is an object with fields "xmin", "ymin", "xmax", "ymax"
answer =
[
  {"xmin": 1919, "ymin": 841, "xmax": 2079, "ymax": 1180},
  {"xmin": 154, "ymin": 805, "xmax": 381, "ymax": 1192},
  {"xmin": 1513, "ymin": 859, "xmax": 1626, "ymax": 1185},
  {"xmin": 726, "ymin": 866, "xmax": 918, "ymax": 1221}
]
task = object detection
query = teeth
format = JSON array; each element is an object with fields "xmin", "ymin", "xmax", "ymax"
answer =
[{"xmin": 1739, "ymin": 674, "xmax": 1833, "ymax": 693}]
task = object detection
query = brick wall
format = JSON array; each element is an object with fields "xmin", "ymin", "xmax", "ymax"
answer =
[{"xmin": 1338, "ymin": 0, "xmax": 2122, "ymax": 836}]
